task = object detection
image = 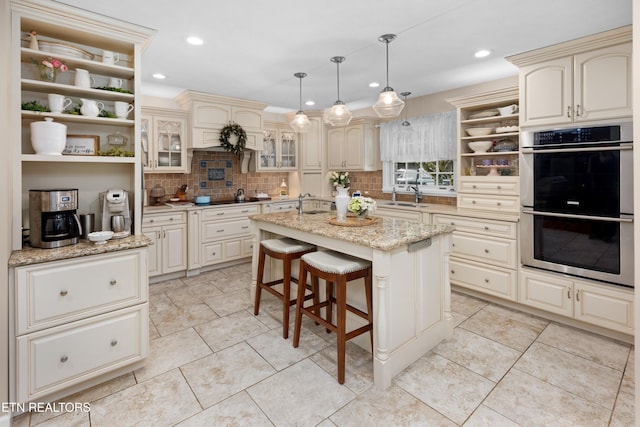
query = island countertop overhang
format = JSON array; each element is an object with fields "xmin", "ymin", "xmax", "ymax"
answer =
[{"xmin": 249, "ymin": 212, "xmax": 454, "ymax": 251}]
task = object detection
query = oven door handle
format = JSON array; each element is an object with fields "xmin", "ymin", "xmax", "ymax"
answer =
[
  {"xmin": 522, "ymin": 208, "xmax": 634, "ymax": 223},
  {"xmin": 521, "ymin": 145, "xmax": 633, "ymax": 155}
]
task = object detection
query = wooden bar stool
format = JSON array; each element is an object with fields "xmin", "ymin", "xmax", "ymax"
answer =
[
  {"xmin": 293, "ymin": 250, "xmax": 373, "ymax": 384},
  {"xmin": 254, "ymin": 238, "xmax": 316, "ymax": 339}
]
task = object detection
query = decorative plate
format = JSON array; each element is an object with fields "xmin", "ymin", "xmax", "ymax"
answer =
[
  {"xmin": 468, "ymin": 110, "xmax": 499, "ymax": 119},
  {"xmin": 328, "ymin": 216, "xmax": 378, "ymax": 227}
]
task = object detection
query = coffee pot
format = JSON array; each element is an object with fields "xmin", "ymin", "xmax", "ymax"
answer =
[{"xmin": 80, "ymin": 99, "xmax": 104, "ymax": 117}]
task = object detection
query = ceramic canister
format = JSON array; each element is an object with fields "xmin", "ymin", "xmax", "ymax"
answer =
[{"xmin": 30, "ymin": 117, "xmax": 67, "ymax": 155}]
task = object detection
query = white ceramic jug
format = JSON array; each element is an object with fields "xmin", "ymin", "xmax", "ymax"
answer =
[
  {"xmin": 74, "ymin": 68, "xmax": 95, "ymax": 88},
  {"xmin": 80, "ymin": 99, "xmax": 104, "ymax": 117}
]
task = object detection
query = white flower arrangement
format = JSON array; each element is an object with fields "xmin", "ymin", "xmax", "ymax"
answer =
[
  {"xmin": 330, "ymin": 171, "xmax": 350, "ymax": 187},
  {"xmin": 348, "ymin": 196, "xmax": 377, "ymax": 215}
]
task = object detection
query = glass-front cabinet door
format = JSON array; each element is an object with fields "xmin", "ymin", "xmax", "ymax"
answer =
[
  {"xmin": 155, "ymin": 119, "xmax": 184, "ymax": 169},
  {"xmin": 260, "ymin": 129, "xmax": 277, "ymax": 168},
  {"xmin": 280, "ymin": 131, "xmax": 296, "ymax": 168},
  {"xmin": 141, "ymin": 116, "xmax": 151, "ymax": 169},
  {"xmin": 256, "ymin": 125, "xmax": 297, "ymax": 171},
  {"xmin": 141, "ymin": 108, "xmax": 188, "ymax": 173}
]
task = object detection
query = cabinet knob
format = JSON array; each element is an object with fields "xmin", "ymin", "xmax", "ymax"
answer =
[
  {"xmin": 484, "ymin": 226, "xmax": 489, "ymax": 230},
  {"xmin": 472, "ymin": 200, "xmax": 476, "ymax": 204},
  {"xmin": 450, "ymin": 222, "xmax": 455, "ymax": 225},
  {"xmin": 484, "ymin": 249, "xmax": 489, "ymax": 253},
  {"xmin": 472, "ymin": 185, "xmax": 476, "ymax": 189},
  {"xmin": 169, "ymin": 217, "xmax": 173, "ymax": 221},
  {"xmin": 111, "ymin": 339, "xmax": 118, "ymax": 347},
  {"xmin": 451, "ymin": 243, "xmax": 455, "ymax": 247},
  {"xmin": 59, "ymin": 289, "xmax": 68, "ymax": 297},
  {"xmin": 497, "ymin": 185, "xmax": 502, "ymax": 189},
  {"xmin": 110, "ymin": 279, "xmax": 117, "ymax": 286},
  {"xmin": 60, "ymin": 355, "xmax": 68, "ymax": 363},
  {"xmin": 212, "ymin": 251, "xmax": 216, "ymax": 256},
  {"xmin": 496, "ymin": 202, "xmax": 502, "ymax": 206},
  {"xmin": 450, "ymin": 270, "xmax": 455, "ymax": 274},
  {"xmin": 484, "ymin": 278, "xmax": 489, "ymax": 283},
  {"xmin": 149, "ymin": 219, "xmax": 154, "ymax": 223}
]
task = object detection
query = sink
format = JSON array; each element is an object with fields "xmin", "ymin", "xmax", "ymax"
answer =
[
  {"xmin": 380, "ymin": 201, "xmax": 418, "ymax": 208},
  {"xmin": 302, "ymin": 210, "xmax": 327, "ymax": 215}
]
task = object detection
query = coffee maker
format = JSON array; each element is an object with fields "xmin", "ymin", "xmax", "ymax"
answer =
[
  {"xmin": 100, "ymin": 189, "xmax": 131, "ymax": 236},
  {"xmin": 29, "ymin": 189, "xmax": 82, "ymax": 248}
]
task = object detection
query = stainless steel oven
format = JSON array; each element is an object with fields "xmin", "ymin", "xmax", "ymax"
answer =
[{"xmin": 520, "ymin": 121, "xmax": 633, "ymax": 287}]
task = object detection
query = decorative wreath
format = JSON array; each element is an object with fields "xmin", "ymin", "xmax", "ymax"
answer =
[{"xmin": 219, "ymin": 122, "xmax": 247, "ymax": 155}]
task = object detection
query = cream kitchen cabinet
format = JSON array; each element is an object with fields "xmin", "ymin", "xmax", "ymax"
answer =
[
  {"xmin": 300, "ymin": 115, "xmax": 324, "ymax": 171},
  {"xmin": 11, "ymin": 248, "xmax": 148, "ymax": 402},
  {"xmin": 175, "ymin": 91, "xmax": 267, "ymax": 150},
  {"xmin": 141, "ymin": 107, "xmax": 188, "ymax": 173},
  {"xmin": 433, "ymin": 214, "xmax": 519, "ymax": 301},
  {"xmin": 508, "ymin": 27, "xmax": 632, "ymax": 127},
  {"xmin": 519, "ymin": 267, "xmax": 633, "ymax": 335},
  {"xmin": 198, "ymin": 204, "xmax": 260, "ymax": 268},
  {"xmin": 262, "ymin": 200, "xmax": 298, "ymax": 213},
  {"xmin": 187, "ymin": 209, "xmax": 201, "ymax": 270},
  {"xmin": 142, "ymin": 211, "xmax": 187, "ymax": 277},
  {"xmin": 327, "ymin": 118, "xmax": 379, "ymax": 171},
  {"xmin": 254, "ymin": 123, "xmax": 297, "ymax": 171}
]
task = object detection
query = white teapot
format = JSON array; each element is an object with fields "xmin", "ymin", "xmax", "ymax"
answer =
[{"xmin": 80, "ymin": 99, "xmax": 105, "ymax": 117}]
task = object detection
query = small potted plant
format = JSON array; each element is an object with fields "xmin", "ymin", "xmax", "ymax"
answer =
[{"xmin": 32, "ymin": 57, "xmax": 68, "ymax": 82}]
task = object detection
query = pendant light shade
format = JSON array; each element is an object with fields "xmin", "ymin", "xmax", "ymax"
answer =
[
  {"xmin": 290, "ymin": 72, "xmax": 310, "ymax": 132},
  {"xmin": 372, "ymin": 34, "xmax": 405, "ymax": 118},
  {"xmin": 327, "ymin": 56, "xmax": 352, "ymax": 126}
]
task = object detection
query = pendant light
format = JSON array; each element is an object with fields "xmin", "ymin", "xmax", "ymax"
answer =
[
  {"xmin": 327, "ymin": 56, "xmax": 352, "ymax": 126},
  {"xmin": 400, "ymin": 91, "xmax": 411, "ymax": 127},
  {"xmin": 290, "ymin": 72, "xmax": 310, "ymax": 133},
  {"xmin": 372, "ymin": 34, "xmax": 405, "ymax": 118}
]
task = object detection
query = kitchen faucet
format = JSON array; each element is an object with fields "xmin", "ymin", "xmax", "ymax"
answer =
[
  {"xmin": 410, "ymin": 186, "xmax": 422, "ymax": 204},
  {"xmin": 297, "ymin": 193, "xmax": 312, "ymax": 215}
]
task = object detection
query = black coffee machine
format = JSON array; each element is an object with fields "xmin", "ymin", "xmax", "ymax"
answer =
[{"xmin": 29, "ymin": 189, "xmax": 82, "ymax": 248}]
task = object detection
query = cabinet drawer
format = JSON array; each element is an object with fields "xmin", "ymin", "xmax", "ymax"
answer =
[
  {"xmin": 201, "ymin": 218, "xmax": 251, "ymax": 241},
  {"xmin": 459, "ymin": 177, "xmax": 519, "ymax": 196},
  {"xmin": 16, "ymin": 304, "xmax": 148, "ymax": 401},
  {"xmin": 142, "ymin": 211, "xmax": 186, "ymax": 227},
  {"xmin": 433, "ymin": 215, "xmax": 517, "ymax": 238},
  {"xmin": 201, "ymin": 204, "xmax": 260, "ymax": 221},
  {"xmin": 201, "ymin": 243, "xmax": 223, "ymax": 265},
  {"xmin": 450, "ymin": 259, "xmax": 516, "ymax": 301},
  {"xmin": 16, "ymin": 250, "xmax": 146, "ymax": 334},
  {"xmin": 451, "ymin": 232, "xmax": 517, "ymax": 268},
  {"xmin": 374, "ymin": 208, "xmax": 422, "ymax": 221},
  {"xmin": 263, "ymin": 202, "xmax": 298, "ymax": 213},
  {"xmin": 457, "ymin": 193, "xmax": 520, "ymax": 213}
]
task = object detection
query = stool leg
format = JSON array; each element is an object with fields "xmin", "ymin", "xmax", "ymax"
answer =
[
  {"xmin": 364, "ymin": 267, "xmax": 374, "ymax": 352},
  {"xmin": 253, "ymin": 247, "xmax": 266, "ymax": 316},
  {"xmin": 311, "ymin": 275, "xmax": 320, "ymax": 325},
  {"xmin": 293, "ymin": 260, "xmax": 307, "ymax": 348},
  {"xmin": 336, "ymin": 277, "xmax": 347, "ymax": 384},
  {"xmin": 325, "ymin": 281, "xmax": 333, "ymax": 333},
  {"xmin": 282, "ymin": 255, "xmax": 291, "ymax": 339}
]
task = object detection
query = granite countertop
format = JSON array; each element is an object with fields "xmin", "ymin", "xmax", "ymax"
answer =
[
  {"xmin": 8, "ymin": 235, "xmax": 150, "ymax": 267},
  {"xmin": 249, "ymin": 211, "xmax": 454, "ymax": 251}
]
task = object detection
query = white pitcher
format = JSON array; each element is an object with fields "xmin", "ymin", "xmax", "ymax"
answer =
[
  {"xmin": 74, "ymin": 68, "xmax": 95, "ymax": 88},
  {"xmin": 80, "ymin": 99, "xmax": 104, "ymax": 117}
]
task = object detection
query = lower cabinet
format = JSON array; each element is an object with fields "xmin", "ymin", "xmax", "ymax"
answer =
[
  {"xmin": 262, "ymin": 200, "xmax": 298, "ymax": 213},
  {"xmin": 142, "ymin": 211, "xmax": 187, "ymax": 277},
  {"xmin": 11, "ymin": 248, "xmax": 148, "ymax": 402},
  {"xmin": 519, "ymin": 267, "xmax": 634, "ymax": 335}
]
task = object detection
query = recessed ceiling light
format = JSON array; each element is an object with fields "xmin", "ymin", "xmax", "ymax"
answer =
[
  {"xmin": 186, "ymin": 36, "xmax": 204, "ymax": 46},
  {"xmin": 305, "ymin": 100, "xmax": 315, "ymax": 106},
  {"xmin": 474, "ymin": 49, "xmax": 492, "ymax": 58},
  {"xmin": 152, "ymin": 73, "xmax": 166, "ymax": 79},
  {"xmin": 369, "ymin": 82, "xmax": 380, "ymax": 88}
]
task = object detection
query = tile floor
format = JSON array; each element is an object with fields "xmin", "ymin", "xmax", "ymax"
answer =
[{"xmin": 14, "ymin": 262, "xmax": 635, "ymax": 426}]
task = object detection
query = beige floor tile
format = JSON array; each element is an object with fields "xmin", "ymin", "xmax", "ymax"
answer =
[
  {"xmin": 29, "ymin": 410, "xmax": 89, "ymax": 427},
  {"xmin": 214, "ymin": 271, "xmax": 253, "ymax": 293},
  {"xmin": 195, "ymin": 310, "xmax": 270, "ymax": 351},
  {"xmin": 395, "ymin": 353, "xmax": 495, "ymax": 424},
  {"xmin": 537, "ymin": 323, "xmax": 630, "ymax": 371},
  {"xmin": 181, "ymin": 272, "xmax": 224, "ymax": 287},
  {"xmin": 434, "ymin": 328, "xmax": 521, "ymax": 382},
  {"xmin": 609, "ymin": 390, "xmax": 635, "ymax": 427},
  {"xmin": 203, "ymin": 289, "xmax": 252, "ymax": 317},
  {"xmin": 247, "ymin": 358, "xmax": 355, "ymax": 426},
  {"xmin": 316, "ymin": 419, "xmax": 338, "ymax": 427},
  {"xmin": 166, "ymin": 281, "xmax": 224, "ymax": 306},
  {"xmin": 451, "ymin": 291, "xmax": 488, "ymax": 316},
  {"xmin": 620, "ymin": 348, "xmax": 635, "ymax": 395},
  {"xmin": 148, "ymin": 317, "xmax": 160, "ymax": 340},
  {"xmin": 134, "ymin": 328, "xmax": 212, "ymax": 382},
  {"xmin": 463, "ymin": 405, "xmax": 521, "ymax": 426},
  {"xmin": 180, "ymin": 342, "xmax": 276, "ymax": 409},
  {"xmin": 330, "ymin": 384, "xmax": 457, "ymax": 426},
  {"xmin": 247, "ymin": 328, "xmax": 330, "ymax": 371},
  {"xmin": 149, "ymin": 293, "xmax": 219, "ymax": 336},
  {"xmin": 175, "ymin": 391, "xmax": 273, "ymax": 427},
  {"xmin": 148, "ymin": 277, "xmax": 184, "ymax": 295},
  {"xmin": 310, "ymin": 341, "xmax": 373, "ymax": 395},
  {"xmin": 90, "ymin": 369, "xmax": 201, "ymax": 426},
  {"xmin": 515, "ymin": 342, "xmax": 622, "ymax": 409},
  {"xmin": 451, "ymin": 310, "xmax": 468, "ymax": 329},
  {"xmin": 460, "ymin": 304, "xmax": 548, "ymax": 351},
  {"xmin": 484, "ymin": 369, "xmax": 611, "ymax": 426}
]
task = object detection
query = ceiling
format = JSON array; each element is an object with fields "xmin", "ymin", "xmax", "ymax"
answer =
[{"xmin": 55, "ymin": 0, "xmax": 632, "ymax": 113}]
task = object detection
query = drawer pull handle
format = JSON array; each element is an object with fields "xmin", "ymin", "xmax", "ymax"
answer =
[
  {"xmin": 242, "ymin": 226, "xmax": 249, "ymax": 229},
  {"xmin": 576, "ymin": 290, "xmax": 580, "ymax": 301},
  {"xmin": 59, "ymin": 289, "xmax": 68, "ymax": 296},
  {"xmin": 497, "ymin": 202, "xmax": 502, "ymax": 206},
  {"xmin": 567, "ymin": 288, "xmax": 571, "ymax": 299},
  {"xmin": 111, "ymin": 339, "xmax": 118, "ymax": 347},
  {"xmin": 450, "ymin": 222, "xmax": 455, "ymax": 225},
  {"xmin": 217, "ymin": 229, "xmax": 225, "ymax": 233},
  {"xmin": 484, "ymin": 249, "xmax": 489, "ymax": 253},
  {"xmin": 110, "ymin": 280, "xmax": 117, "ymax": 286},
  {"xmin": 497, "ymin": 185, "xmax": 502, "ymax": 189},
  {"xmin": 484, "ymin": 278, "xmax": 489, "ymax": 283},
  {"xmin": 60, "ymin": 355, "xmax": 68, "ymax": 363},
  {"xmin": 217, "ymin": 212, "xmax": 225, "ymax": 216},
  {"xmin": 169, "ymin": 218, "xmax": 173, "ymax": 221}
]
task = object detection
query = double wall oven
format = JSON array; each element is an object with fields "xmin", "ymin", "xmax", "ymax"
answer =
[{"xmin": 520, "ymin": 121, "xmax": 633, "ymax": 287}]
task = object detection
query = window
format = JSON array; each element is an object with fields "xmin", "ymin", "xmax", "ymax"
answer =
[{"xmin": 379, "ymin": 111, "xmax": 457, "ymax": 197}]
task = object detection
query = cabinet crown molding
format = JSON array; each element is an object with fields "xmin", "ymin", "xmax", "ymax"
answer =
[
  {"xmin": 447, "ymin": 86, "xmax": 519, "ymax": 108},
  {"xmin": 174, "ymin": 90, "xmax": 267, "ymax": 111}
]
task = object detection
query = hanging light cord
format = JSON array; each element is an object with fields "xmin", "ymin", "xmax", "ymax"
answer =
[
  {"xmin": 336, "ymin": 60, "xmax": 341, "ymax": 101},
  {"xmin": 384, "ymin": 39, "xmax": 390, "ymax": 88},
  {"xmin": 298, "ymin": 76, "xmax": 303, "ymax": 112}
]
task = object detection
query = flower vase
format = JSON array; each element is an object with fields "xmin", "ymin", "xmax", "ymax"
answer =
[
  {"xmin": 334, "ymin": 186, "xmax": 350, "ymax": 222},
  {"xmin": 357, "ymin": 210, "xmax": 368, "ymax": 221},
  {"xmin": 39, "ymin": 65, "xmax": 56, "ymax": 82}
]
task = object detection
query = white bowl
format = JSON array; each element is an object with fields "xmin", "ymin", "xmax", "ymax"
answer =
[
  {"xmin": 88, "ymin": 231, "xmax": 114, "ymax": 245},
  {"xmin": 468, "ymin": 140, "xmax": 493, "ymax": 153},
  {"xmin": 466, "ymin": 127, "xmax": 493, "ymax": 137}
]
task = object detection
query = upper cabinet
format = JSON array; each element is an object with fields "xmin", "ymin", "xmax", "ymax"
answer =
[
  {"xmin": 327, "ymin": 118, "xmax": 379, "ymax": 171},
  {"xmin": 299, "ymin": 115, "xmax": 324, "ymax": 171},
  {"xmin": 175, "ymin": 91, "xmax": 266, "ymax": 151},
  {"xmin": 253, "ymin": 122, "xmax": 297, "ymax": 171},
  {"xmin": 141, "ymin": 107, "xmax": 188, "ymax": 173},
  {"xmin": 508, "ymin": 26, "xmax": 631, "ymax": 127}
]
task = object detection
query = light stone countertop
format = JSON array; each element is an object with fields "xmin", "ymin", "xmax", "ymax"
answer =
[
  {"xmin": 8, "ymin": 235, "xmax": 150, "ymax": 267},
  {"xmin": 249, "ymin": 211, "xmax": 454, "ymax": 251}
]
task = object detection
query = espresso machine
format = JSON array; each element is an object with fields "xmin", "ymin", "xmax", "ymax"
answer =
[
  {"xmin": 100, "ymin": 189, "xmax": 131, "ymax": 236},
  {"xmin": 29, "ymin": 189, "xmax": 82, "ymax": 248}
]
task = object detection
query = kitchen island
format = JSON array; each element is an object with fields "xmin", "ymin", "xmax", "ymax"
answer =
[{"xmin": 249, "ymin": 211, "xmax": 454, "ymax": 389}]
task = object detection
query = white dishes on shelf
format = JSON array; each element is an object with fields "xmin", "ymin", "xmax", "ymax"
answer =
[
  {"xmin": 87, "ymin": 231, "xmax": 113, "ymax": 244},
  {"xmin": 38, "ymin": 40, "xmax": 95, "ymax": 60},
  {"xmin": 30, "ymin": 117, "xmax": 67, "ymax": 155},
  {"xmin": 495, "ymin": 125, "xmax": 519, "ymax": 133},
  {"xmin": 466, "ymin": 127, "xmax": 493, "ymax": 137},
  {"xmin": 468, "ymin": 109, "xmax": 498, "ymax": 119},
  {"xmin": 468, "ymin": 140, "xmax": 493, "ymax": 153}
]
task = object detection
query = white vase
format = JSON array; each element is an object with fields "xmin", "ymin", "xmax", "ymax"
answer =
[{"xmin": 335, "ymin": 186, "xmax": 350, "ymax": 222}]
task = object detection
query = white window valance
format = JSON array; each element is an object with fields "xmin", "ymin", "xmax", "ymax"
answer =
[{"xmin": 379, "ymin": 110, "xmax": 457, "ymax": 162}]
